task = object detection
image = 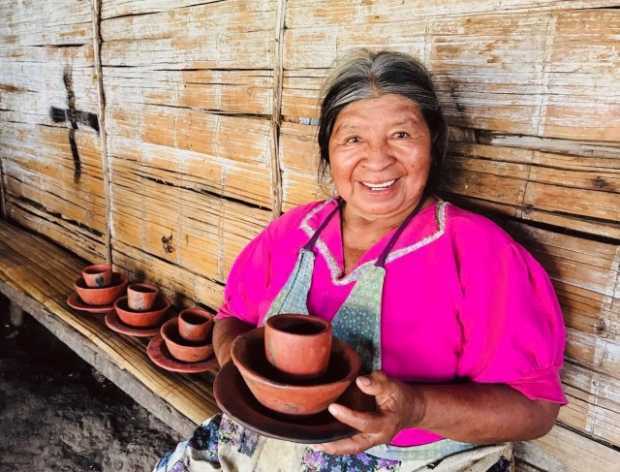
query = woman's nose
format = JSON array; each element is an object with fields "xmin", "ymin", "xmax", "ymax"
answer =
[{"xmin": 363, "ymin": 142, "xmax": 394, "ymax": 171}]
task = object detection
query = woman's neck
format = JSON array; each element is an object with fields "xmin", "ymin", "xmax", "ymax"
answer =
[{"xmin": 341, "ymin": 195, "xmax": 435, "ymax": 251}]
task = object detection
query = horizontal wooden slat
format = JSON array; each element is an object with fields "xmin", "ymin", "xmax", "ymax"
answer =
[
  {"xmin": 515, "ymin": 425, "xmax": 620, "ymax": 471},
  {"xmin": 103, "ymin": 67, "xmax": 274, "ymax": 116},
  {"xmin": 560, "ymin": 362, "xmax": 620, "ymax": 445},
  {"xmin": 100, "ymin": 1, "xmax": 277, "ymax": 68}
]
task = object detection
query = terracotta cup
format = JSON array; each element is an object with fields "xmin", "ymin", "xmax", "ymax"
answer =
[
  {"xmin": 161, "ymin": 317, "xmax": 214, "ymax": 363},
  {"xmin": 127, "ymin": 283, "xmax": 159, "ymax": 312},
  {"xmin": 264, "ymin": 314, "xmax": 332, "ymax": 380},
  {"xmin": 82, "ymin": 263, "xmax": 113, "ymax": 288},
  {"xmin": 178, "ymin": 307, "xmax": 214, "ymax": 343}
]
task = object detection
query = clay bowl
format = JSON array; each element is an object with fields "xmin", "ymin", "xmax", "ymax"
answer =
[
  {"xmin": 178, "ymin": 307, "xmax": 214, "ymax": 343},
  {"xmin": 82, "ymin": 263, "xmax": 113, "ymax": 288},
  {"xmin": 232, "ymin": 328, "xmax": 361, "ymax": 416},
  {"xmin": 265, "ymin": 314, "xmax": 332, "ymax": 380},
  {"xmin": 160, "ymin": 317, "xmax": 214, "ymax": 363},
  {"xmin": 127, "ymin": 282, "xmax": 159, "ymax": 312},
  {"xmin": 114, "ymin": 294, "xmax": 170, "ymax": 328},
  {"xmin": 74, "ymin": 272, "xmax": 128, "ymax": 306}
]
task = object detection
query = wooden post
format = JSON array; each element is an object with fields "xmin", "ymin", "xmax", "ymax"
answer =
[
  {"xmin": 90, "ymin": 0, "xmax": 114, "ymax": 264},
  {"xmin": 269, "ymin": 0, "xmax": 287, "ymax": 219}
]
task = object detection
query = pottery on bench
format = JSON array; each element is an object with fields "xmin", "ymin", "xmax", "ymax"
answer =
[
  {"xmin": 160, "ymin": 316, "xmax": 214, "ymax": 363},
  {"xmin": 82, "ymin": 263, "xmax": 113, "ymax": 288},
  {"xmin": 74, "ymin": 272, "xmax": 128, "ymax": 306},
  {"xmin": 114, "ymin": 293, "xmax": 170, "ymax": 328},
  {"xmin": 127, "ymin": 283, "xmax": 159, "ymax": 312},
  {"xmin": 178, "ymin": 307, "xmax": 214, "ymax": 343}
]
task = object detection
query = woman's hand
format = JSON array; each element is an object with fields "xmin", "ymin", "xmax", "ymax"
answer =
[
  {"xmin": 213, "ymin": 317, "xmax": 254, "ymax": 366},
  {"xmin": 314, "ymin": 371, "xmax": 424, "ymax": 455}
]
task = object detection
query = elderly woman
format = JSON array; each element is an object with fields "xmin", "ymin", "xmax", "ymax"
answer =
[{"xmin": 155, "ymin": 50, "xmax": 566, "ymax": 472}]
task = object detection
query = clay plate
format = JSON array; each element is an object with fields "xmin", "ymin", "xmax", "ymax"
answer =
[
  {"xmin": 214, "ymin": 361, "xmax": 376, "ymax": 443},
  {"xmin": 66, "ymin": 292, "xmax": 115, "ymax": 314},
  {"xmin": 147, "ymin": 335, "xmax": 219, "ymax": 374},
  {"xmin": 105, "ymin": 310, "xmax": 169, "ymax": 338}
]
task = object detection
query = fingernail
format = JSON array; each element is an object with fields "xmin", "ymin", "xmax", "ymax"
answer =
[
  {"xmin": 328, "ymin": 404, "xmax": 340, "ymax": 415},
  {"xmin": 357, "ymin": 376, "xmax": 370, "ymax": 387}
]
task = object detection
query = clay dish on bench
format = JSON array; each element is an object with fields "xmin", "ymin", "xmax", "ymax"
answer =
[
  {"xmin": 231, "ymin": 327, "xmax": 361, "ymax": 416},
  {"xmin": 82, "ymin": 263, "xmax": 113, "ymax": 288},
  {"xmin": 74, "ymin": 272, "xmax": 128, "ymax": 306},
  {"xmin": 114, "ymin": 294, "xmax": 170, "ymax": 328},
  {"xmin": 160, "ymin": 317, "xmax": 214, "ymax": 363},
  {"xmin": 178, "ymin": 307, "xmax": 214, "ymax": 343}
]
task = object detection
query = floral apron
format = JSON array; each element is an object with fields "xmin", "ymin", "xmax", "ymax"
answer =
[{"xmin": 154, "ymin": 199, "xmax": 513, "ymax": 472}]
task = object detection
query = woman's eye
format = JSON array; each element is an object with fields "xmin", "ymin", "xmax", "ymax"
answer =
[
  {"xmin": 394, "ymin": 131, "xmax": 410, "ymax": 139},
  {"xmin": 345, "ymin": 136, "xmax": 360, "ymax": 144}
]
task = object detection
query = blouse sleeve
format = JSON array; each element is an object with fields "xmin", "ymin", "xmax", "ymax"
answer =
[
  {"xmin": 215, "ymin": 225, "xmax": 274, "ymax": 327},
  {"xmin": 455, "ymin": 218, "xmax": 567, "ymax": 404}
]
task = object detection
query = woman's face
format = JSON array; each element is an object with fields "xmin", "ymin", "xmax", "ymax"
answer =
[{"xmin": 328, "ymin": 94, "xmax": 432, "ymax": 223}]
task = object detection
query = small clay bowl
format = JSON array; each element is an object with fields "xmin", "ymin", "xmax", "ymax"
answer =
[
  {"xmin": 127, "ymin": 283, "xmax": 159, "ymax": 311},
  {"xmin": 265, "ymin": 314, "xmax": 332, "ymax": 380},
  {"xmin": 160, "ymin": 317, "xmax": 214, "ymax": 363},
  {"xmin": 74, "ymin": 272, "xmax": 128, "ymax": 306},
  {"xmin": 232, "ymin": 328, "xmax": 361, "ymax": 416},
  {"xmin": 178, "ymin": 307, "xmax": 214, "ymax": 343},
  {"xmin": 114, "ymin": 295, "xmax": 170, "ymax": 328},
  {"xmin": 82, "ymin": 263, "xmax": 113, "ymax": 288}
]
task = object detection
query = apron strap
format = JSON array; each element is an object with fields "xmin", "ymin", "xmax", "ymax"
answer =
[
  {"xmin": 303, "ymin": 198, "xmax": 342, "ymax": 251},
  {"xmin": 375, "ymin": 196, "xmax": 429, "ymax": 268}
]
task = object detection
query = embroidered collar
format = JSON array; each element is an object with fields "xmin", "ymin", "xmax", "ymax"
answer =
[{"xmin": 300, "ymin": 198, "xmax": 448, "ymax": 286}]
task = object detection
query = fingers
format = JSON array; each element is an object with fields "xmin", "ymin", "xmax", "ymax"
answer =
[
  {"xmin": 355, "ymin": 370, "xmax": 390, "ymax": 396},
  {"xmin": 314, "ymin": 433, "xmax": 376, "ymax": 455},
  {"xmin": 327, "ymin": 403, "xmax": 383, "ymax": 433}
]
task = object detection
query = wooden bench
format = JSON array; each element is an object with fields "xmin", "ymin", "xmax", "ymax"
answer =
[{"xmin": 0, "ymin": 219, "xmax": 217, "ymax": 438}]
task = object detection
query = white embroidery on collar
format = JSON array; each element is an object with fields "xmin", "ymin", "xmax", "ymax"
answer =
[{"xmin": 300, "ymin": 199, "xmax": 448, "ymax": 286}]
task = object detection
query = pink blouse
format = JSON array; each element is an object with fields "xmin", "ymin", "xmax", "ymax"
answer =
[{"xmin": 217, "ymin": 199, "xmax": 567, "ymax": 446}]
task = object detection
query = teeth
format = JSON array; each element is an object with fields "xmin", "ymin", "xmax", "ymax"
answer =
[{"xmin": 362, "ymin": 179, "xmax": 396, "ymax": 191}]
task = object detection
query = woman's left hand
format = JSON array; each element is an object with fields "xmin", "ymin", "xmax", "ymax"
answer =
[{"xmin": 314, "ymin": 371, "xmax": 424, "ymax": 455}]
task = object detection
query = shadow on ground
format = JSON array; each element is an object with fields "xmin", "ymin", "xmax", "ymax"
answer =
[{"xmin": 0, "ymin": 294, "xmax": 182, "ymax": 472}]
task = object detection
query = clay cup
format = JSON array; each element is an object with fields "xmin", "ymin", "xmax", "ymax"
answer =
[
  {"xmin": 127, "ymin": 283, "xmax": 159, "ymax": 311},
  {"xmin": 178, "ymin": 307, "xmax": 214, "ymax": 343},
  {"xmin": 264, "ymin": 314, "xmax": 332, "ymax": 380},
  {"xmin": 82, "ymin": 264, "xmax": 113, "ymax": 288}
]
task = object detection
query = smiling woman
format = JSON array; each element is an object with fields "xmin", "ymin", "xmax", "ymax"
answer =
[{"xmin": 154, "ymin": 50, "xmax": 566, "ymax": 472}]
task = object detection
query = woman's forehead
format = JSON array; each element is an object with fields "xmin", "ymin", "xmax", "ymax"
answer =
[{"xmin": 333, "ymin": 95, "xmax": 426, "ymax": 130}]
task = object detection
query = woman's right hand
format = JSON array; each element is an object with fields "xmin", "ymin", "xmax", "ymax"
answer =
[{"xmin": 213, "ymin": 316, "xmax": 254, "ymax": 366}]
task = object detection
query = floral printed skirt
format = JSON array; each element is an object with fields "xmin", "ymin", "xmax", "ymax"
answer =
[{"xmin": 153, "ymin": 414, "xmax": 513, "ymax": 472}]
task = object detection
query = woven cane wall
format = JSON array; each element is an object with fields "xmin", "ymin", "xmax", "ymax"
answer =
[{"xmin": 0, "ymin": 1, "xmax": 618, "ymax": 470}]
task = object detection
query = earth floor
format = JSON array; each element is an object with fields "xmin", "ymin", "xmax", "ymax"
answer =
[{"xmin": 0, "ymin": 294, "xmax": 183, "ymax": 472}]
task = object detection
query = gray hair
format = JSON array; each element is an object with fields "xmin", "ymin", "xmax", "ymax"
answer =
[{"xmin": 317, "ymin": 49, "xmax": 448, "ymax": 194}]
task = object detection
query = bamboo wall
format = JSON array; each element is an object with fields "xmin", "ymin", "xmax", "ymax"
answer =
[{"xmin": 0, "ymin": 1, "xmax": 618, "ymax": 470}]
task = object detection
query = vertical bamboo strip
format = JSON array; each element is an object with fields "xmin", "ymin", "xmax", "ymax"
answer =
[
  {"xmin": 90, "ymin": 0, "xmax": 113, "ymax": 264},
  {"xmin": 269, "ymin": 0, "xmax": 287, "ymax": 219}
]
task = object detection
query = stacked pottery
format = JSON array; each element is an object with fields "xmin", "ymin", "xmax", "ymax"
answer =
[
  {"xmin": 231, "ymin": 314, "xmax": 361, "ymax": 416},
  {"xmin": 160, "ymin": 307, "xmax": 214, "ymax": 362},
  {"xmin": 74, "ymin": 264, "xmax": 128, "ymax": 306},
  {"xmin": 114, "ymin": 283, "xmax": 170, "ymax": 328}
]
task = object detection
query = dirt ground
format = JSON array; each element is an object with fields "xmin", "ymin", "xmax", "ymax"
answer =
[{"xmin": 0, "ymin": 296, "xmax": 183, "ymax": 472}]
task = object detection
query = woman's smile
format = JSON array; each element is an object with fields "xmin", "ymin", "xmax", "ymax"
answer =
[{"xmin": 328, "ymin": 94, "xmax": 432, "ymax": 223}]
